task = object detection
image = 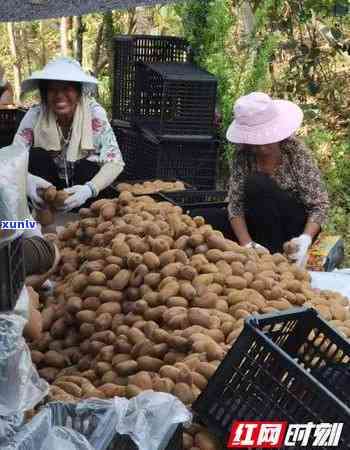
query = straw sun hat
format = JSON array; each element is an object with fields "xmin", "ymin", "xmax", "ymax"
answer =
[{"xmin": 21, "ymin": 57, "xmax": 98, "ymax": 95}]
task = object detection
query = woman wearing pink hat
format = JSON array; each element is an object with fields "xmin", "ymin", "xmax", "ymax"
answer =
[{"xmin": 226, "ymin": 92, "xmax": 329, "ymax": 267}]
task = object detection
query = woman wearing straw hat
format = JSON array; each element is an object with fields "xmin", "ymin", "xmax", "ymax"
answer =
[
  {"xmin": 226, "ymin": 92, "xmax": 329, "ymax": 267},
  {"xmin": 13, "ymin": 57, "xmax": 124, "ymax": 211}
]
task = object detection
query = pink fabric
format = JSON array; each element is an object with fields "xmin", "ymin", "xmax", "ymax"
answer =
[{"xmin": 226, "ymin": 92, "xmax": 303, "ymax": 145}]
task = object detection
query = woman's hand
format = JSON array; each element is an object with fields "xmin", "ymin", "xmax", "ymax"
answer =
[
  {"xmin": 27, "ymin": 173, "xmax": 52, "ymax": 208},
  {"xmin": 61, "ymin": 184, "xmax": 93, "ymax": 211},
  {"xmin": 244, "ymin": 241, "xmax": 269, "ymax": 252},
  {"xmin": 230, "ymin": 216, "xmax": 253, "ymax": 247},
  {"xmin": 286, "ymin": 234, "xmax": 312, "ymax": 268}
]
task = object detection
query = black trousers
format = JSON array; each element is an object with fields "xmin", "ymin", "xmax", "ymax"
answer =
[
  {"xmin": 28, "ymin": 148, "xmax": 115, "ymax": 206},
  {"xmin": 244, "ymin": 173, "xmax": 307, "ymax": 254}
]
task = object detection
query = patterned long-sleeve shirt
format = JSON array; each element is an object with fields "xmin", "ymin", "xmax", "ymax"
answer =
[
  {"xmin": 228, "ymin": 137, "xmax": 329, "ymax": 226},
  {"xmin": 13, "ymin": 99, "xmax": 124, "ymax": 185}
]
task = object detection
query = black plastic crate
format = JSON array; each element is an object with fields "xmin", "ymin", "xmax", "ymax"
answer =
[
  {"xmin": 159, "ymin": 190, "xmax": 234, "ymax": 240},
  {"xmin": 0, "ymin": 108, "xmax": 26, "ymax": 130},
  {"xmin": 139, "ymin": 128, "xmax": 218, "ymax": 189},
  {"xmin": 112, "ymin": 35, "xmax": 193, "ymax": 125},
  {"xmin": 49, "ymin": 402, "xmax": 183, "ymax": 450},
  {"xmin": 0, "ymin": 235, "xmax": 25, "ymax": 311},
  {"xmin": 312, "ymin": 363, "xmax": 350, "ymax": 403},
  {"xmin": 135, "ymin": 62, "xmax": 217, "ymax": 138},
  {"xmin": 111, "ymin": 179, "xmax": 192, "ymax": 203},
  {"xmin": 192, "ymin": 308, "xmax": 350, "ymax": 450},
  {"xmin": 0, "ymin": 108, "xmax": 26, "ymax": 148},
  {"xmin": 160, "ymin": 190, "xmax": 227, "ymax": 209},
  {"xmin": 114, "ymin": 178, "xmax": 192, "ymax": 193},
  {"xmin": 112, "ymin": 124, "xmax": 139, "ymax": 181}
]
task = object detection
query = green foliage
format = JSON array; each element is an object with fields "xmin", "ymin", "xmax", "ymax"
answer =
[
  {"xmin": 152, "ymin": 5, "xmax": 184, "ymax": 35},
  {"xmin": 97, "ymin": 73, "xmax": 112, "ymax": 116},
  {"xmin": 304, "ymin": 126, "xmax": 350, "ymax": 265},
  {"xmin": 176, "ymin": 0, "xmax": 281, "ymax": 167},
  {"xmin": 175, "ymin": 0, "xmax": 237, "ymax": 167},
  {"xmin": 174, "ymin": 0, "xmax": 212, "ymax": 63},
  {"xmin": 304, "ymin": 126, "xmax": 350, "ymax": 207},
  {"xmin": 327, "ymin": 141, "xmax": 350, "ymax": 207},
  {"xmin": 242, "ymin": 33, "xmax": 280, "ymax": 94}
]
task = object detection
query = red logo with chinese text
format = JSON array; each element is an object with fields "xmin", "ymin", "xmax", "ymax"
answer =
[{"xmin": 228, "ymin": 421, "xmax": 287, "ymax": 448}]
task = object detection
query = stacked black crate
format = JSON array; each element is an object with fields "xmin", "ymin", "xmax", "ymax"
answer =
[
  {"xmin": 111, "ymin": 35, "xmax": 193, "ymax": 181},
  {"xmin": 0, "ymin": 108, "xmax": 26, "ymax": 149},
  {"xmin": 134, "ymin": 61, "xmax": 218, "ymax": 189}
]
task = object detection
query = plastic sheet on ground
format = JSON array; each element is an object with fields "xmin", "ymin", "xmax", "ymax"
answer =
[
  {"xmin": 113, "ymin": 391, "xmax": 192, "ymax": 450},
  {"xmin": 310, "ymin": 270, "xmax": 350, "ymax": 300}
]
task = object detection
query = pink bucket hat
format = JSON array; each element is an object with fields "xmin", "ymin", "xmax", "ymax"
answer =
[{"xmin": 226, "ymin": 92, "xmax": 303, "ymax": 145}]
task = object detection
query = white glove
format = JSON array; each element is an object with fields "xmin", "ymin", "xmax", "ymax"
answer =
[
  {"xmin": 244, "ymin": 241, "xmax": 269, "ymax": 252},
  {"xmin": 61, "ymin": 184, "xmax": 93, "ymax": 211},
  {"xmin": 288, "ymin": 234, "xmax": 312, "ymax": 268},
  {"xmin": 27, "ymin": 173, "xmax": 52, "ymax": 208}
]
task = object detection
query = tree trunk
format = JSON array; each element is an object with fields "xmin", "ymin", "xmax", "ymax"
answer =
[
  {"xmin": 22, "ymin": 25, "xmax": 32, "ymax": 76},
  {"xmin": 103, "ymin": 12, "xmax": 114, "ymax": 94},
  {"xmin": 60, "ymin": 17, "xmax": 71, "ymax": 56},
  {"xmin": 95, "ymin": 57, "xmax": 109, "ymax": 76},
  {"xmin": 92, "ymin": 20, "xmax": 104, "ymax": 75},
  {"xmin": 68, "ymin": 17, "xmax": 74, "ymax": 55},
  {"xmin": 240, "ymin": 1, "xmax": 255, "ymax": 38},
  {"xmin": 39, "ymin": 21, "xmax": 47, "ymax": 66},
  {"xmin": 127, "ymin": 8, "xmax": 137, "ymax": 35},
  {"xmin": 73, "ymin": 16, "xmax": 84, "ymax": 63},
  {"xmin": 7, "ymin": 22, "xmax": 21, "ymax": 101}
]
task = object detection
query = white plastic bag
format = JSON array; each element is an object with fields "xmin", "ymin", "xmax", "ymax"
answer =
[
  {"xmin": 0, "ymin": 313, "xmax": 48, "ymax": 443},
  {"xmin": 0, "ymin": 145, "xmax": 30, "ymax": 244},
  {"xmin": 2, "ymin": 406, "xmax": 94, "ymax": 450},
  {"xmin": 0, "ymin": 313, "xmax": 48, "ymax": 416},
  {"xmin": 40, "ymin": 426, "xmax": 94, "ymax": 450},
  {"xmin": 3, "ymin": 394, "xmax": 191, "ymax": 450},
  {"xmin": 51, "ymin": 399, "xmax": 118, "ymax": 450},
  {"xmin": 0, "ymin": 300, "xmax": 48, "ymax": 443},
  {"xmin": 13, "ymin": 287, "xmax": 30, "ymax": 320},
  {"xmin": 113, "ymin": 391, "xmax": 192, "ymax": 450},
  {"xmin": 0, "ymin": 413, "xmax": 24, "ymax": 445}
]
